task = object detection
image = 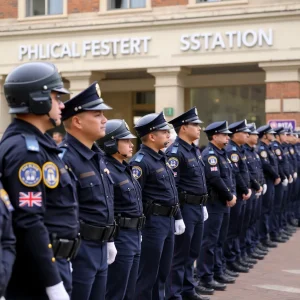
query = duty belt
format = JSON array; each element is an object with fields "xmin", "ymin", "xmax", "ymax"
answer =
[
  {"xmin": 80, "ymin": 221, "xmax": 118, "ymax": 242},
  {"xmin": 115, "ymin": 215, "xmax": 146, "ymax": 230},
  {"xmin": 143, "ymin": 202, "xmax": 179, "ymax": 217},
  {"xmin": 51, "ymin": 233, "xmax": 81, "ymax": 261},
  {"xmin": 179, "ymin": 193, "xmax": 208, "ymax": 205}
]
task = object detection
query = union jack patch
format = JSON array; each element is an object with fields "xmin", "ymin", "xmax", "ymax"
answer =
[{"xmin": 19, "ymin": 192, "xmax": 42, "ymax": 208}]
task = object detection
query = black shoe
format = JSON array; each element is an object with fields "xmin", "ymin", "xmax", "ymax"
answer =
[
  {"xmin": 201, "ymin": 280, "xmax": 227, "ymax": 291},
  {"xmin": 279, "ymin": 234, "xmax": 290, "ymax": 241},
  {"xmin": 183, "ymin": 293, "xmax": 210, "ymax": 300},
  {"xmin": 256, "ymin": 243, "xmax": 269, "ymax": 252},
  {"xmin": 214, "ymin": 274, "xmax": 236, "ymax": 284},
  {"xmin": 195, "ymin": 284, "xmax": 214, "ymax": 295},
  {"xmin": 254, "ymin": 249, "xmax": 267, "ymax": 256},
  {"xmin": 282, "ymin": 230, "xmax": 293, "ymax": 236},
  {"xmin": 270, "ymin": 236, "xmax": 287, "ymax": 243},
  {"xmin": 244, "ymin": 256, "xmax": 258, "ymax": 264},
  {"xmin": 287, "ymin": 226, "xmax": 297, "ymax": 232},
  {"xmin": 250, "ymin": 252, "xmax": 264, "ymax": 260},
  {"xmin": 262, "ymin": 240, "xmax": 278, "ymax": 248},
  {"xmin": 225, "ymin": 268, "xmax": 239, "ymax": 277},
  {"xmin": 238, "ymin": 259, "xmax": 253, "ymax": 268},
  {"xmin": 227, "ymin": 262, "xmax": 249, "ymax": 273}
]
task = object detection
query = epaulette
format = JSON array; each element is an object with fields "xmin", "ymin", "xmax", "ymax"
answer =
[
  {"xmin": 208, "ymin": 148, "xmax": 215, "ymax": 154},
  {"xmin": 273, "ymin": 142, "xmax": 278, "ymax": 146},
  {"xmin": 231, "ymin": 146, "xmax": 237, "ymax": 151},
  {"xmin": 260, "ymin": 146, "xmax": 265, "ymax": 149},
  {"xmin": 22, "ymin": 134, "xmax": 39, "ymax": 152},
  {"xmin": 171, "ymin": 143, "xmax": 179, "ymax": 154},
  {"xmin": 134, "ymin": 153, "xmax": 145, "ymax": 162},
  {"xmin": 58, "ymin": 144, "xmax": 68, "ymax": 160}
]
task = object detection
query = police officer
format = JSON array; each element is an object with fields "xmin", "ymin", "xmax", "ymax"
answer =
[
  {"xmin": 196, "ymin": 121, "xmax": 237, "ymax": 292},
  {"xmin": 165, "ymin": 108, "xmax": 210, "ymax": 300},
  {"xmin": 256, "ymin": 125, "xmax": 280, "ymax": 248},
  {"xmin": 224, "ymin": 120, "xmax": 252, "ymax": 273},
  {"xmin": 0, "ymin": 181, "xmax": 15, "ymax": 298},
  {"xmin": 97, "ymin": 119, "xmax": 144, "ymax": 300},
  {"xmin": 243, "ymin": 124, "xmax": 267, "ymax": 259},
  {"xmin": 270, "ymin": 127, "xmax": 290, "ymax": 242},
  {"xmin": 130, "ymin": 112, "xmax": 184, "ymax": 300},
  {"xmin": 60, "ymin": 82, "xmax": 116, "ymax": 300},
  {"xmin": 1, "ymin": 62, "xmax": 80, "ymax": 300}
]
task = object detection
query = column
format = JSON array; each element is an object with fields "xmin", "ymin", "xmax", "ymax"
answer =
[
  {"xmin": 147, "ymin": 67, "xmax": 190, "ymax": 120},
  {"xmin": 61, "ymin": 71, "xmax": 105, "ymax": 97},
  {"xmin": 0, "ymin": 75, "xmax": 11, "ymax": 138},
  {"xmin": 259, "ymin": 61, "xmax": 300, "ymax": 129}
]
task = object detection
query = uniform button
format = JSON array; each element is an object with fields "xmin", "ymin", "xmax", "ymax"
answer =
[
  {"xmin": 128, "ymin": 188, "xmax": 130, "ymax": 191},
  {"xmin": 65, "ymin": 165, "xmax": 68, "ymax": 169},
  {"xmin": 48, "ymin": 244, "xmax": 52, "ymax": 249},
  {"xmin": 52, "ymin": 257, "xmax": 56, "ymax": 262},
  {"xmin": 90, "ymin": 183, "xmax": 93, "ymax": 187}
]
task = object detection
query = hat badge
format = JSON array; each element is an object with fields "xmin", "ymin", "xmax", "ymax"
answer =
[
  {"xmin": 195, "ymin": 107, "xmax": 198, "ymax": 116},
  {"xmin": 124, "ymin": 121, "xmax": 130, "ymax": 131},
  {"xmin": 95, "ymin": 83, "xmax": 101, "ymax": 98}
]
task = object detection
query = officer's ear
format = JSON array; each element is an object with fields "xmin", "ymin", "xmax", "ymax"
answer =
[{"xmin": 72, "ymin": 115, "xmax": 83, "ymax": 129}]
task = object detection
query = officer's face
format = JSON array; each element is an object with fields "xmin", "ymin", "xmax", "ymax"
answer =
[
  {"xmin": 152, "ymin": 130, "xmax": 170, "ymax": 149},
  {"xmin": 266, "ymin": 133, "xmax": 274, "ymax": 141},
  {"xmin": 118, "ymin": 139, "xmax": 134, "ymax": 157},
  {"xmin": 49, "ymin": 92, "xmax": 65, "ymax": 126},
  {"xmin": 234, "ymin": 132, "xmax": 249, "ymax": 145},
  {"xmin": 186, "ymin": 123, "xmax": 201, "ymax": 141},
  {"xmin": 214, "ymin": 133, "xmax": 229, "ymax": 148},
  {"xmin": 279, "ymin": 133, "xmax": 287, "ymax": 143},
  {"xmin": 248, "ymin": 134, "xmax": 258, "ymax": 145}
]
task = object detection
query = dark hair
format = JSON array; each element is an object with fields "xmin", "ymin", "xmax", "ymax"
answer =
[{"xmin": 174, "ymin": 126, "xmax": 181, "ymax": 135}]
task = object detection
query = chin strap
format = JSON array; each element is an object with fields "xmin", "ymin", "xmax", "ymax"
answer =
[
  {"xmin": 47, "ymin": 113, "xmax": 57, "ymax": 128},
  {"xmin": 117, "ymin": 151, "xmax": 127, "ymax": 158}
]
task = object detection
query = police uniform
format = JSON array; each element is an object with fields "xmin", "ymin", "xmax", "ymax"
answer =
[
  {"xmin": 1, "ymin": 62, "xmax": 79, "ymax": 299},
  {"xmin": 165, "ymin": 108, "xmax": 210, "ymax": 300},
  {"xmin": 256, "ymin": 125, "xmax": 279, "ymax": 248},
  {"xmin": 0, "ymin": 181, "xmax": 15, "ymax": 297},
  {"xmin": 130, "ymin": 112, "xmax": 181, "ymax": 300},
  {"xmin": 294, "ymin": 131, "xmax": 300, "ymax": 226},
  {"xmin": 196, "ymin": 121, "xmax": 236, "ymax": 291},
  {"xmin": 60, "ymin": 82, "xmax": 115, "ymax": 300},
  {"xmin": 97, "ymin": 119, "xmax": 144, "ymax": 300},
  {"xmin": 224, "ymin": 120, "xmax": 251, "ymax": 273}
]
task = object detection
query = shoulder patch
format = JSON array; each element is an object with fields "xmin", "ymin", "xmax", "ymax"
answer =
[
  {"xmin": 18, "ymin": 162, "xmax": 42, "ymax": 187},
  {"xmin": 58, "ymin": 146, "xmax": 68, "ymax": 160},
  {"xmin": 0, "ymin": 189, "xmax": 14, "ymax": 212},
  {"xmin": 134, "ymin": 153, "xmax": 144, "ymax": 162},
  {"xmin": 231, "ymin": 146, "xmax": 237, "ymax": 151},
  {"xmin": 273, "ymin": 142, "xmax": 278, "ymax": 146},
  {"xmin": 260, "ymin": 151, "xmax": 268, "ymax": 158},
  {"xmin": 275, "ymin": 149, "xmax": 281, "ymax": 156},
  {"xmin": 42, "ymin": 162, "xmax": 59, "ymax": 189},
  {"xmin": 208, "ymin": 156, "xmax": 218, "ymax": 166},
  {"xmin": 208, "ymin": 150, "xmax": 215, "ymax": 154},
  {"xmin": 132, "ymin": 166, "xmax": 142, "ymax": 179},
  {"xmin": 231, "ymin": 153, "xmax": 239, "ymax": 163},
  {"xmin": 171, "ymin": 144, "xmax": 179, "ymax": 154},
  {"xmin": 22, "ymin": 134, "xmax": 40, "ymax": 152},
  {"xmin": 168, "ymin": 157, "xmax": 179, "ymax": 169},
  {"xmin": 260, "ymin": 146, "xmax": 265, "ymax": 149}
]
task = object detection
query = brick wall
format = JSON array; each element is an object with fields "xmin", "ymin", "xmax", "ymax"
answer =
[
  {"xmin": 267, "ymin": 82, "xmax": 300, "ymax": 99},
  {"xmin": 0, "ymin": 0, "xmax": 17, "ymax": 19},
  {"xmin": 68, "ymin": 0, "xmax": 99, "ymax": 14},
  {"xmin": 152, "ymin": 0, "xmax": 188, "ymax": 7}
]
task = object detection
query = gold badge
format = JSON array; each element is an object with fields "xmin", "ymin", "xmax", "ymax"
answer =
[
  {"xmin": 95, "ymin": 83, "xmax": 101, "ymax": 98},
  {"xmin": 168, "ymin": 157, "xmax": 179, "ymax": 169},
  {"xmin": 260, "ymin": 151, "xmax": 268, "ymax": 158},
  {"xmin": 275, "ymin": 149, "xmax": 281, "ymax": 156},
  {"xmin": 18, "ymin": 162, "xmax": 42, "ymax": 187},
  {"xmin": 132, "ymin": 166, "xmax": 142, "ymax": 179},
  {"xmin": 42, "ymin": 162, "xmax": 59, "ymax": 189},
  {"xmin": 208, "ymin": 156, "xmax": 218, "ymax": 166},
  {"xmin": 230, "ymin": 154, "xmax": 239, "ymax": 163}
]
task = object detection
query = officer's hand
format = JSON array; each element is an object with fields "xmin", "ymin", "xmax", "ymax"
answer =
[
  {"xmin": 243, "ymin": 189, "xmax": 252, "ymax": 200},
  {"xmin": 107, "ymin": 242, "xmax": 117, "ymax": 265},
  {"xmin": 175, "ymin": 219, "xmax": 186, "ymax": 235},
  {"xmin": 203, "ymin": 207, "xmax": 209, "ymax": 221},
  {"xmin": 46, "ymin": 281, "xmax": 70, "ymax": 300},
  {"xmin": 282, "ymin": 178, "xmax": 288, "ymax": 186},
  {"xmin": 263, "ymin": 184, "xmax": 267, "ymax": 195},
  {"xmin": 274, "ymin": 177, "xmax": 281, "ymax": 185},
  {"xmin": 289, "ymin": 175, "xmax": 293, "ymax": 183},
  {"xmin": 293, "ymin": 172, "xmax": 298, "ymax": 179},
  {"xmin": 227, "ymin": 194, "xmax": 236, "ymax": 207},
  {"xmin": 255, "ymin": 192, "xmax": 261, "ymax": 198},
  {"xmin": 257, "ymin": 186, "xmax": 263, "ymax": 193}
]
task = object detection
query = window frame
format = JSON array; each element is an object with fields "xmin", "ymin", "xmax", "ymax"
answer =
[
  {"xmin": 99, "ymin": 0, "xmax": 152, "ymax": 15},
  {"xmin": 18, "ymin": 0, "xmax": 67, "ymax": 21}
]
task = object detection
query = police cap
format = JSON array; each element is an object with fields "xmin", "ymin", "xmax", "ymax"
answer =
[
  {"xmin": 228, "ymin": 119, "xmax": 251, "ymax": 134},
  {"xmin": 169, "ymin": 107, "xmax": 202, "ymax": 128},
  {"xmin": 204, "ymin": 121, "xmax": 231, "ymax": 136}
]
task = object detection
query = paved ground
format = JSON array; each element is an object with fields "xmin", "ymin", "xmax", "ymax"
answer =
[{"xmin": 212, "ymin": 228, "xmax": 300, "ymax": 300}]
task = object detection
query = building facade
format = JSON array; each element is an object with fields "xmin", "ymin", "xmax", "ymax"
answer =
[{"xmin": 0, "ymin": 0, "xmax": 300, "ymax": 145}]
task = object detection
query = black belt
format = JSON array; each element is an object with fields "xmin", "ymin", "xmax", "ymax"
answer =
[
  {"xmin": 143, "ymin": 202, "xmax": 179, "ymax": 217},
  {"xmin": 51, "ymin": 233, "xmax": 81, "ymax": 261},
  {"xmin": 116, "ymin": 215, "xmax": 146, "ymax": 230},
  {"xmin": 80, "ymin": 221, "xmax": 118, "ymax": 242},
  {"xmin": 179, "ymin": 193, "xmax": 208, "ymax": 205}
]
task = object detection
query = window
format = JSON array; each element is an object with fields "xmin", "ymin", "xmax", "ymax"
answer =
[
  {"xmin": 108, "ymin": 0, "xmax": 146, "ymax": 10},
  {"xmin": 26, "ymin": 0, "xmax": 63, "ymax": 17}
]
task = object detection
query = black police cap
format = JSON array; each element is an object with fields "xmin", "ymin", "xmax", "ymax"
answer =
[
  {"xmin": 228, "ymin": 119, "xmax": 251, "ymax": 134},
  {"xmin": 273, "ymin": 126, "xmax": 287, "ymax": 135},
  {"xmin": 247, "ymin": 123, "xmax": 259, "ymax": 135},
  {"xmin": 169, "ymin": 107, "xmax": 202, "ymax": 128},
  {"xmin": 134, "ymin": 112, "xmax": 170, "ymax": 138},
  {"xmin": 62, "ymin": 82, "xmax": 111, "ymax": 121},
  {"xmin": 256, "ymin": 125, "xmax": 276, "ymax": 138},
  {"xmin": 4, "ymin": 62, "xmax": 69, "ymax": 115},
  {"xmin": 204, "ymin": 121, "xmax": 231, "ymax": 135}
]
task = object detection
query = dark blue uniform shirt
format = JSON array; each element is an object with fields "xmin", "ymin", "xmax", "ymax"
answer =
[
  {"xmin": 130, "ymin": 144, "xmax": 181, "ymax": 219},
  {"xmin": 165, "ymin": 137, "xmax": 207, "ymax": 196},
  {"xmin": 0, "ymin": 119, "xmax": 79, "ymax": 288},
  {"xmin": 61, "ymin": 133, "xmax": 114, "ymax": 226},
  {"xmin": 271, "ymin": 141, "xmax": 289, "ymax": 180},
  {"xmin": 287, "ymin": 144, "xmax": 298, "ymax": 174},
  {"xmin": 225, "ymin": 140, "xmax": 250, "ymax": 196},
  {"xmin": 282, "ymin": 142, "xmax": 295, "ymax": 175},
  {"xmin": 104, "ymin": 155, "xmax": 143, "ymax": 218},
  {"xmin": 202, "ymin": 142, "xmax": 235, "ymax": 205}
]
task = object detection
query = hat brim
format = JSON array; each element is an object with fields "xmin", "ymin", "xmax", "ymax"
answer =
[
  {"xmin": 83, "ymin": 103, "xmax": 112, "ymax": 111},
  {"xmin": 218, "ymin": 129, "xmax": 232, "ymax": 134},
  {"xmin": 250, "ymin": 130, "xmax": 259, "ymax": 134},
  {"xmin": 267, "ymin": 130, "xmax": 276, "ymax": 134},
  {"xmin": 119, "ymin": 133, "xmax": 137, "ymax": 139},
  {"xmin": 190, "ymin": 119, "xmax": 203, "ymax": 124},
  {"xmin": 156, "ymin": 124, "xmax": 171, "ymax": 131},
  {"xmin": 240, "ymin": 127, "xmax": 252, "ymax": 133},
  {"xmin": 52, "ymin": 87, "xmax": 70, "ymax": 94}
]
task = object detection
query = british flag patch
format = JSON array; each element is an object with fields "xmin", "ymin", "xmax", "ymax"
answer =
[{"xmin": 19, "ymin": 192, "xmax": 42, "ymax": 207}]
